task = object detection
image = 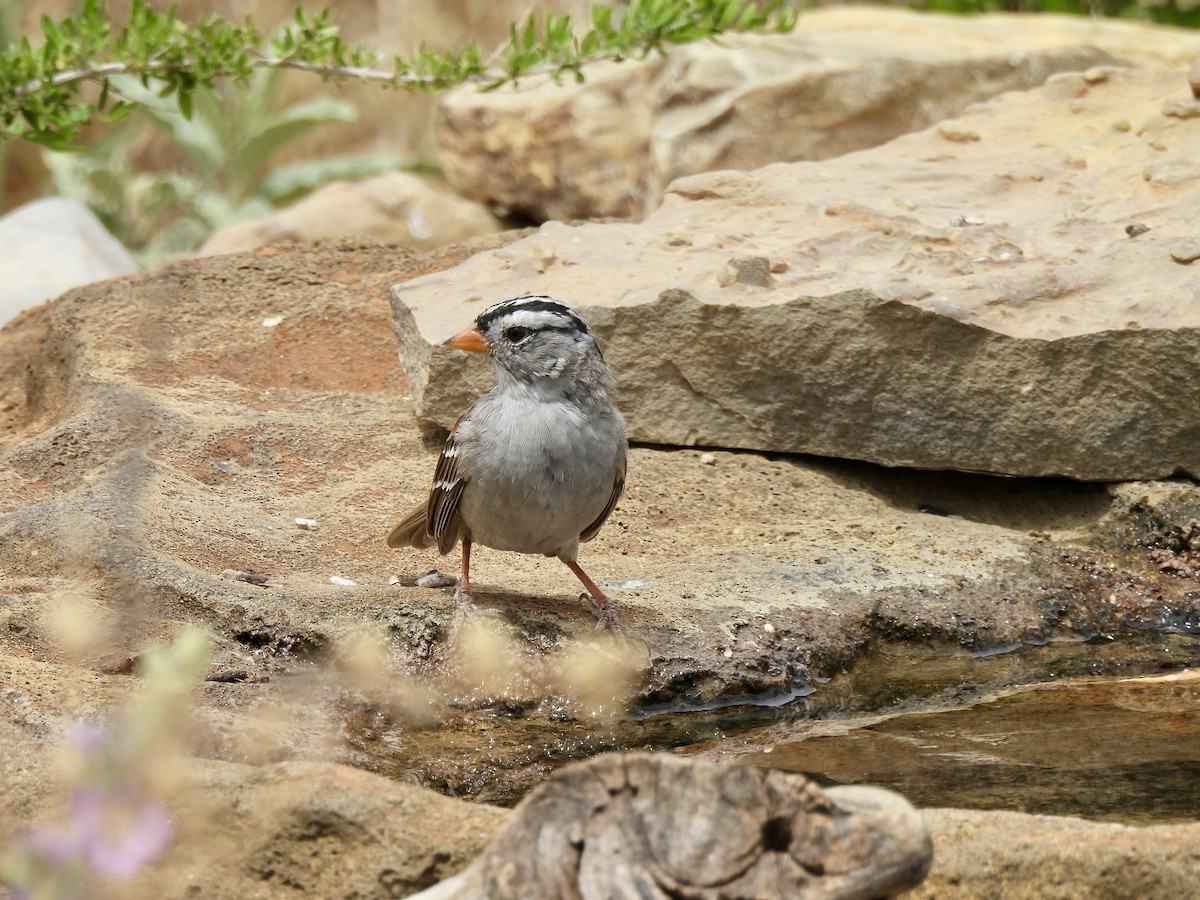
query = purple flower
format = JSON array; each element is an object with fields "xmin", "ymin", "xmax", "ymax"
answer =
[
  {"xmin": 12, "ymin": 787, "xmax": 174, "ymax": 889},
  {"xmin": 70, "ymin": 787, "xmax": 175, "ymax": 879}
]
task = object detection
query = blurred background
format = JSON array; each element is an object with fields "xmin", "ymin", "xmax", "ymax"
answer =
[{"xmin": 4, "ymin": 0, "xmax": 1199, "ymax": 268}]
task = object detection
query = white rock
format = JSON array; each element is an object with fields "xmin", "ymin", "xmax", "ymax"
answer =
[{"xmin": 0, "ymin": 197, "xmax": 138, "ymax": 327}]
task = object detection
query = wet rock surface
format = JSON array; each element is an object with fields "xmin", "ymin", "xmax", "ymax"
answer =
[{"xmin": 701, "ymin": 664, "xmax": 1200, "ymax": 824}]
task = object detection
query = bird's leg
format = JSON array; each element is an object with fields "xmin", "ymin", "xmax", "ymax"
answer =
[
  {"xmin": 456, "ymin": 537, "xmax": 473, "ymax": 605},
  {"xmin": 565, "ymin": 559, "xmax": 624, "ymax": 632},
  {"xmin": 449, "ymin": 539, "xmax": 504, "ymax": 642},
  {"xmin": 449, "ymin": 538, "xmax": 478, "ymax": 638}
]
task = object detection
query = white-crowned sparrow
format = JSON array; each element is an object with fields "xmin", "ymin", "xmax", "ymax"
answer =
[{"xmin": 388, "ymin": 295, "xmax": 629, "ymax": 630}]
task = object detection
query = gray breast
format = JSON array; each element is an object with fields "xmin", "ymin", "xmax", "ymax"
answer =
[{"xmin": 456, "ymin": 392, "xmax": 623, "ymax": 557}]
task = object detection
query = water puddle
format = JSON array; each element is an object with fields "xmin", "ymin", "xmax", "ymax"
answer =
[
  {"xmin": 697, "ymin": 635, "xmax": 1200, "ymax": 825},
  {"xmin": 333, "ymin": 629, "xmax": 1200, "ymax": 818}
]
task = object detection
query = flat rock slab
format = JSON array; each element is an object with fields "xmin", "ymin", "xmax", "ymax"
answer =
[{"xmin": 397, "ymin": 66, "xmax": 1200, "ymax": 480}]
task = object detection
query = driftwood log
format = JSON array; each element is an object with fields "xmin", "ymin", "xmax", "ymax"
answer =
[{"xmin": 413, "ymin": 752, "xmax": 932, "ymax": 899}]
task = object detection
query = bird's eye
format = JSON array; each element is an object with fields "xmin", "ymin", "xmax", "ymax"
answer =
[{"xmin": 504, "ymin": 326, "xmax": 530, "ymax": 343}]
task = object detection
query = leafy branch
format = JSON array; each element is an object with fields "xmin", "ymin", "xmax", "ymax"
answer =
[{"xmin": 2, "ymin": 0, "xmax": 798, "ymax": 151}]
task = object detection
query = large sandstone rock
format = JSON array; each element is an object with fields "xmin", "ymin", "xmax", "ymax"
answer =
[
  {"xmin": 5, "ymin": 238, "xmax": 1200, "ymax": 787},
  {"xmin": 436, "ymin": 8, "xmax": 1200, "ymax": 221},
  {"xmin": 200, "ymin": 172, "xmax": 502, "ymax": 257},
  {"xmin": 396, "ymin": 66, "xmax": 1200, "ymax": 481}
]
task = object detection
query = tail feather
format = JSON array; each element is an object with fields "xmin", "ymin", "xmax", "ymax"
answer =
[{"xmin": 387, "ymin": 504, "xmax": 435, "ymax": 549}]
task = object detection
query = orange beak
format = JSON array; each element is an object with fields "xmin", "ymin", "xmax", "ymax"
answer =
[{"xmin": 444, "ymin": 324, "xmax": 490, "ymax": 353}]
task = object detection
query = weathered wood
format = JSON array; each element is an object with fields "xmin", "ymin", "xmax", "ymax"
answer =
[{"xmin": 413, "ymin": 752, "xmax": 932, "ymax": 899}]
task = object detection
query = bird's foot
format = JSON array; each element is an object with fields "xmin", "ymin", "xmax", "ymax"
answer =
[
  {"xmin": 449, "ymin": 588, "xmax": 504, "ymax": 647},
  {"xmin": 581, "ymin": 592, "xmax": 625, "ymax": 633}
]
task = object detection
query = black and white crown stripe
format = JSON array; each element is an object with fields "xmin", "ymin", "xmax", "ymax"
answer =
[{"xmin": 475, "ymin": 295, "xmax": 591, "ymax": 336}]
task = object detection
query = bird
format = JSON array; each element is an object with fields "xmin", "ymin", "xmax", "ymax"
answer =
[{"xmin": 387, "ymin": 295, "xmax": 629, "ymax": 631}]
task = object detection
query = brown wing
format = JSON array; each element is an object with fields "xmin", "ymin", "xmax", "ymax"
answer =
[
  {"xmin": 386, "ymin": 416, "xmax": 468, "ymax": 554},
  {"xmin": 426, "ymin": 420, "xmax": 469, "ymax": 555},
  {"xmin": 580, "ymin": 456, "xmax": 626, "ymax": 543}
]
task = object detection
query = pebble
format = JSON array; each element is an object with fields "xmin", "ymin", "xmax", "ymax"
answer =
[
  {"xmin": 416, "ymin": 570, "xmax": 457, "ymax": 588},
  {"xmin": 937, "ymin": 123, "xmax": 980, "ymax": 143},
  {"xmin": 1161, "ymin": 97, "xmax": 1200, "ymax": 120},
  {"xmin": 221, "ymin": 569, "xmax": 270, "ymax": 586},
  {"xmin": 1170, "ymin": 241, "xmax": 1200, "ymax": 265},
  {"xmin": 295, "ymin": 517, "xmax": 319, "ymax": 530},
  {"xmin": 719, "ymin": 256, "xmax": 773, "ymax": 288}
]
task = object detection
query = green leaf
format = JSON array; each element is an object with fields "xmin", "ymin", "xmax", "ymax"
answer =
[
  {"xmin": 104, "ymin": 100, "xmax": 136, "ymax": 123},
  {"xmin": 232, "ymin": 96, "xmax": 357, "ymax": 197},
  {"xmin": 23, "ymin": 128, "xmax": 79, "ymax": 151},
  {"xmin": 257, "ymin": 154, "xmax": 405, "ymax": 204},
  {"xmin": 40, "ymin": 14, "xmax": 63, "ymax": 46}
]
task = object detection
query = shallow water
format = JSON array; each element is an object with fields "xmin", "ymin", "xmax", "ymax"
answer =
[
  {"xmin": 342, "ymin": 630, "xmax": 1200, "ymax": 819},
  {"xmin": 697, "ymin": 635, "xmax": 1200, "ymax": 825}
]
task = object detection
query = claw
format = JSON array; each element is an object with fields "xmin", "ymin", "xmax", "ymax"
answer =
[
  {"xmin": 581, "ymin": 591, "xmax": 625, "ymax": 633},
  {"xmin": 448, "ymin": 588, "xmax": 504, "ymax": 648}
]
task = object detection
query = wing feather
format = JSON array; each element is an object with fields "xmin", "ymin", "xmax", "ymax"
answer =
[
  {"xmin": 426, "ymin": 419, "xmax": 469, "ymax": 554},
  {"xmin": 386, "ymin": 416, "xmax": 469, "ymax": 554},
  {"xmin": 580, "ymin": 455, "xmax": 626, "ymax": 543}
]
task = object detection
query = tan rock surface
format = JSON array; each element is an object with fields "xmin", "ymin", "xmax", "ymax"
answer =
[
  {"xmin": 200, "ymin": 172, "xmax": 502, "ymax": 257},
  {"xmin": 3, "ymin": 237, "xmax": 1200, "ymax": 784},
  {"xmin": 436, "ymin": 8, "xmax": 1200, "ymax": 221},
  {"xmin": 400, "ymin": 66, "xmax": 1200, "ymax": 479},
  {"xmin": 915, "ymin": 808, "xmax": 1200, "ymax": 899},
  {"xmin": 127, "ymin": 759, "xmax": 507, "ymax": 900},
  {"xmin": 3, "ymin": 238, "xmax": 1200, "ymax": 897},
  {"xmin": 2, "ymin": 752, "xmax": 506, "ymax": 899}
]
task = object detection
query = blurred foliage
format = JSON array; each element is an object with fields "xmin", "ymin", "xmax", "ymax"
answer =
[
  {"xmin": 909, "ymin": 0, "xmax": 1200, "ymax": 26},
  {"xmin": 1, "ymin": 0, "xmax": 797, "ymax": 261},
  {"xmin": 43, "ymin": 67, "xmax": 403, "ymax": 263},
  {"xmin": 1, "ymin": 0, "xmax": 799, "ymax": 149},
  {"xmin": 1, "ymin": 628, "xmax": 212, "ymax": 899}
]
